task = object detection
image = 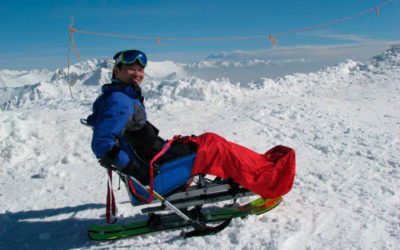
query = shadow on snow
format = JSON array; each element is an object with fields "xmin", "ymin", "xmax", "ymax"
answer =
[{"xmin": 0, "ymin": 203, "xmax": 122, "ymax": 250}]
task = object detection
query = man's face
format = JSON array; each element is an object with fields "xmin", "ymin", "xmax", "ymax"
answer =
[{"xmin": 114, "ymin": 63, "xmax": 145, "ymax": 85}]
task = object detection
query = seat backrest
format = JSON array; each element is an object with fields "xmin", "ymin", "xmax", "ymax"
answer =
[{"xmin": 127, "ymin": 153, "xmax": 196, "ymax": 205}]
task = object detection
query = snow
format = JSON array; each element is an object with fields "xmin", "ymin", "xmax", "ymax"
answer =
[
  {"xmin": 0, "ymin": 45, "xmax": 399, "ymax": 249},
  {"xmin": 0, "ymin": 69, "xmax": 52, "ymax": 88}
]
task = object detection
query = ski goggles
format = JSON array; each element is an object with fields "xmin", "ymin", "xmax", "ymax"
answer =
[{"xmin": 114, "ymin": 50, "xmax": 148, "ymax": 68}]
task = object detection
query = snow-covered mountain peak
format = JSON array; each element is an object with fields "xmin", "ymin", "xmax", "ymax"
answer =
[
  {"xmin": 50, "ymin": 58, "xmax": 113, "ymax": 85},
  {"xmin": 1, "ymin": 45, "xmax": 400, "ymax": 111},
  {"xmin": 0, "ymin": 68, "xmax": 53, "ymax": 88},
  {"xmin": 371, "ymin": 44, "xmax": 400, "ymax": 66}
]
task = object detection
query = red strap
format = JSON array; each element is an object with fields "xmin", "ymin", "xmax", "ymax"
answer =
[
  {"xmin": 127, "ymin": 178, "xmax": 148, "ymax": 203},
  {"xmin": 105, "ymin": 139, "xmax": 175, "ymax": 223},
  {"xmin": 128, "ymin": 139, "xmax": 175, "ymax": 204},
  {"xmin": 106, "ymin": 168, "xmax": 117, "ymax": 224}
]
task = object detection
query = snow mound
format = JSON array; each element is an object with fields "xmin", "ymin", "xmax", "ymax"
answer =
[
  {"xmin": 145, "ymin": 61, "xmax": 187, "ymax": 79},
  {"xmin": 143, "ymin": 77, "xmax": 244, "ymax": 108}
]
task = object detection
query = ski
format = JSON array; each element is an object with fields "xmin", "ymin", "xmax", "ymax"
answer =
[{"xmin": 88, "ymin": 196, "xmax": 282, "ymax": 240}]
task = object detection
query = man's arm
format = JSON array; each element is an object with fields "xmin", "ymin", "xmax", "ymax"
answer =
[{"xmin": 91, "ymin": 94, "xmax": 131, "ymax": 169}]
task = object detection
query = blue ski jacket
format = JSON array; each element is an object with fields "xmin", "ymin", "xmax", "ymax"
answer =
[{"xmin": 87, "ymin": 82, "xmax": 146, "ymax": 169}]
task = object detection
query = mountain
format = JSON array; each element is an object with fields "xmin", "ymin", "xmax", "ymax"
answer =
[
  {"xmin": 0, "ymin": 59, "xmax": 187, "ymax": 110},
  {"xmin": 1, "ymin": 45, "xmax": 399, "ymax": 111},
  {"xmin": 0, "ymin": 69, "xmax": 52, "ymax": 88},
  {"xmin": 50, "ymin": 58, "xmax": 113, "ymax": 86}
]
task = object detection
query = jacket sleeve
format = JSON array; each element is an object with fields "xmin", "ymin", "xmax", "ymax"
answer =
[{"xmin": 91, "ymin": 94, "xmax": 132, "ymax": 169}]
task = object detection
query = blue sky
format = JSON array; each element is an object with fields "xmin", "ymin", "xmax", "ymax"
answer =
[{"xmin": 0, "ymin": 0, "xmax": 399, "ymax": 70}]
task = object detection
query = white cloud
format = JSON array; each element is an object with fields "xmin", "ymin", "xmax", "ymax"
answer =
[{"xmin": 206, "ymin": 34, "xmax": 398, "ymax": 63}]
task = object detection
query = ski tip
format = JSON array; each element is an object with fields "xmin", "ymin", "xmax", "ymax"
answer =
[{"xmin": 245, "ymin": 196, "xmax": 282, "ymax": 215}]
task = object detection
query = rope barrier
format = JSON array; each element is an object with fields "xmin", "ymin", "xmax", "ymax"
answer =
[
  {"xmin": 268, "ymin": 35, "xmax": 277, "ymax": 47},
  {"xmin": 66, "ymin": 0, "xmax": 395, "ymax": 98},
  {"xmin": 68, "ymin": 0, "xmax": 394, "ymax": 47},
  {"xmin": 274, "ymin": 0, "xmax": 392, "ymax": 37}
]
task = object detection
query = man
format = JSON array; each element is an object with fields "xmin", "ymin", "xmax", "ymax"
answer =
[
  {"xmin": 87, "ymin": 49, "xmax": 163, "ymax": 184},
  {"xmin": 87, "ymin": 50, "xmax": 295, "ymax": 200}
]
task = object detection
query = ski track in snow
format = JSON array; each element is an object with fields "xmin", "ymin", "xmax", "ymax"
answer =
[{"xmin": 0, "ymin": 46, "xmax": 399, "ymax": 249}]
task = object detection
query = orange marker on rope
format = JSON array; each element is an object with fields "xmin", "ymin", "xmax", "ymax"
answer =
[
  {"xmin": 69, "ymin": 25, "xmax": 77, "ymax": 34},
  {"xmin": 68, "ymin": 17, "xmax": 80, "ymax": 60},
  {"xmin": 268, "ymin": 34, "xmax": 277, "ymax": 46},
  {"xmin": 375, "ymin": 6, "xmax": 379, "ymax": 16}
]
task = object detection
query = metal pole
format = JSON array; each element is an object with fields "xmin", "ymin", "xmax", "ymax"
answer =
[
  {"xmin": 67, "ymin": 16, "xmax": 74, "ymax": 99},
  {"xmin": 128, "ymin": 175, "xmax": 206, "ymax": 230}
]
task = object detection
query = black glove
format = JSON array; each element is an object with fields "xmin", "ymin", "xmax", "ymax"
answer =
[
  {"xmin": 121, "ymin": 160, "xmax": 150, "ymax": 185},
  {"xmin": 98, "ymin": 145, "xmax": 121, "ymax": 170},
  {"xmin": 99, "ymin": 156, "xmax": 116, "ymax": 170}
]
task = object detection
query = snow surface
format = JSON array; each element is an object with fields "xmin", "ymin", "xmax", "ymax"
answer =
[{"xmin": 0, "ymin": 45, "xmax": 399, "ymax": 249}]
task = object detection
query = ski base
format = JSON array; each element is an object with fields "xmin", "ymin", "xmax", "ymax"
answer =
[{"xmin": 87, "ymin": 196, "xmax": 282, "ymax": 240}]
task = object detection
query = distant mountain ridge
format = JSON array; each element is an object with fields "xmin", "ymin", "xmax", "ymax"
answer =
[{"xmin": 0, "ymin": 45, "xmax": 399, "ymax": 111}]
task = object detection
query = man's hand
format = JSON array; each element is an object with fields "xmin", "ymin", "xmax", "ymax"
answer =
[
  {"xmin": 98, "ymin": 157, "xmax": 117, "ymax": 170},
  {"xmin": 98, "ymin": 145, "xmax": 122, "ymax": 169}
]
